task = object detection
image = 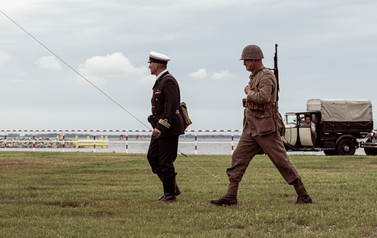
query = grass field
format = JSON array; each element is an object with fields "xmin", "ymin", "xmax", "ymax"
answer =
[{"xmin": 0, "ymin": 151, "xmax": 377, "ymax": 237}]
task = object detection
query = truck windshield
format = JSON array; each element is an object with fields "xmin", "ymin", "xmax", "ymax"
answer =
[{"xmin": 285, "ymin": 114, "xmax": 297, "ymax": 124}]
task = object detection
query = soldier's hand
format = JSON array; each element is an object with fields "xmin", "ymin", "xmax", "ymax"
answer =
[
  {"xmin": 152, "ymin": 128, "xmax": 161, "ymax": 137},
  {"xmin": 244, "ymin": 83, "xmax": 251, "ymax": 94}
]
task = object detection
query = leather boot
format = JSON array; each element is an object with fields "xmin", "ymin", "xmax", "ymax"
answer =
[
  {"xmin": 296, "ymin": 194, "xmax": 313, "ymax": 204},
  {"xmin": 157, "ymin": 172, "xmax": 181, "ymax": 201},
  {"xmin": 210, "ymin": 194, "xmax": 237, "ymax": 206},
  {"xmin": 227, "ymin": 181, "xmax": 239, "ymax": 196},
  {"xmin": 293, "ymin": 179, "xmax": 307, "ymax": 197},
  {"xmin": 293, "ymin": 178, "xmax": 313, "ymax": 204},
  {"xmin": 158, "ymin": 175, "xmax": 177, "ymax": 203}
]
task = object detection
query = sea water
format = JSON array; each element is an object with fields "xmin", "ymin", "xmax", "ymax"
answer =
[{"xmin": 1, "ymin": 137, "xmax": 366, "ymax": 155}]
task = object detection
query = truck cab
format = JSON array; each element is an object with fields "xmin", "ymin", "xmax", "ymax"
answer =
[
  {"xmin": 283, "ymin": 111, "xmax": 320, "ymax": 149},
  {"xmin": 282, "ymin": 99, "xmax": 373, "ymax": 155}
]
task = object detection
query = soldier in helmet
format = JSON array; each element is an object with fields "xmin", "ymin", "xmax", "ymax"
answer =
[
  {"xmin": 210, "ymin": 45, "xmax": 313, "ymax": 206},
  {"xmin": 146, "ymin": 51, "xmax": 185, "ymax": 203}
]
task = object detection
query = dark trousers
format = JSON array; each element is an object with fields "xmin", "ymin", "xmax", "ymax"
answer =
[{"xmin": 147, "ymin": 135, "xmax": 179, "ymax": 178}]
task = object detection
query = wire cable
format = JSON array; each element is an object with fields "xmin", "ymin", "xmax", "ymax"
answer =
[
  {"xmin": 0, "ymin": 10, "xmax": 151, "ymax": 130},
  {"xmin": 1, "ymin": 10, "xmax": 219, "ymax": 179}
]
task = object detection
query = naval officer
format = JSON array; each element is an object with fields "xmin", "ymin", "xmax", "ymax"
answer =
[{"xmin": 146, "ymin": 51, "xmax": 184, "ymax": 203}]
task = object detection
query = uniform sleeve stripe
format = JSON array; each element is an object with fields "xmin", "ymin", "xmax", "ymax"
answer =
[{"xmin": 158, "ymin": 119, "xmax": 171, "ymax": 129}]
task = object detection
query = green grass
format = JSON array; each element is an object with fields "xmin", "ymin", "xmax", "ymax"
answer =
[{"xmin": 1, "ymin": 152, "xmax": 377, "ymax": 237}]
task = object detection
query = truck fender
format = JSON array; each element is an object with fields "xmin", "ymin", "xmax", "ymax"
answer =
[
  {"xmin": 365, "ymin": 132, "xmax": 374, "ymax": 141},
  {"xmin": 335, "ymin": 134, "xmax": 358, "ymax": 148}
]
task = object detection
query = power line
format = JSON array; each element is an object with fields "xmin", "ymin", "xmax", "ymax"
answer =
[
  {"xmin": 1, "ymin": 10, "xmax": 219, "ymax": 179},
  {"xmin": 0, "ymin": 9, "xmax": 151, "ymax": 130}
]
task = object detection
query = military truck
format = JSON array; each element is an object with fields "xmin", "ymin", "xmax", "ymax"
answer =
[{"xmin": 282, "ymin": 99, "xmax": 374, "ymax": 155}]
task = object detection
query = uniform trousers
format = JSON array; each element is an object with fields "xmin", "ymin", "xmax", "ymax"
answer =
[
  {"xmin": 147, "ymin": 135, "xmax": 179, "ymax": 178},
  {"xmin": 226, "ymin": 132, "xmax": 301, "ymax": 195}
]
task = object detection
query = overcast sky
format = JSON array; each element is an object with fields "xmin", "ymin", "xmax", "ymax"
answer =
[{"xmin": 1, "ymin": 0, "xmax": 377, "ymax": 131}]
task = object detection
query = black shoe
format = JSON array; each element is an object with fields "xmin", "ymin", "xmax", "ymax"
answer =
[
  {"xmin": 296, "ymin": 194, "xmax": 313, "ymax": 204},
  {"xmin": 158, "ymin": 183, "xmax": 181, "ymax": 201},
  {"xmin": 157, "ymin": 176, "xmax": 177, "ymax": 203},
  {"xmin": 210, "ymin": 194, "xmax": 237, "ymax": 206},
  {"xmin": 157, "ymin": 172, "xmax": 181, "ymax": 201}
]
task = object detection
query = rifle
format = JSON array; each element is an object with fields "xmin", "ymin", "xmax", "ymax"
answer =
[
  {"xmin": 273, "ymin": 44, "xmax": 280, "ymax": 137},
  {"xmin": 274, "ymin": 44, "xmax": 279, "ymax": 102}
]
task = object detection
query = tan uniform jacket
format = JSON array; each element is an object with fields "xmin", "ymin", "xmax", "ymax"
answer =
[{"xmin": 243, "ymin": 66, "xmax": 277, "ymax": 137}]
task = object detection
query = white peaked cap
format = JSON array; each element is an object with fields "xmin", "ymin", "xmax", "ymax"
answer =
[{"xmin": 148, "ymin": 51, "xmax": 171, "ymax": 64}]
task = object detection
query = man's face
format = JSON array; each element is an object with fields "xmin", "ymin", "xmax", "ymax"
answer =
[
  {"xmin": 243, "ymin": 60, "xmax": 254, "ymax": 72},
  {"xmin": 149, "ymin": 62, "xmax": 158, "ymax": 75},
  {"xmin": 305, "ymin": 117, "xmax": 310, "ymax": 124}
]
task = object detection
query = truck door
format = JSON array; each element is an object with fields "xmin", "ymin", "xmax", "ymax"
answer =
[
  {"xmin": 298, "ymin": 114, "xmax": 316, "ymax": 147},
  {"xmin": 283, "ymin": 113, "xmax": 298, "ymax": 146}
]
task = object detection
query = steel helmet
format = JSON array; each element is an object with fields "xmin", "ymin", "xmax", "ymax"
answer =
[{"xmin": 240, "ymin": 45, "xmax": 264, "ymax": 60}]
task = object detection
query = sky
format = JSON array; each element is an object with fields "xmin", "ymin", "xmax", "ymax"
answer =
[{"xmin": 1, "ymin": 0, "xmax": 377, "ymax": 131}]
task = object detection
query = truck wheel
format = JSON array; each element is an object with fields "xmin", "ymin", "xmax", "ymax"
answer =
[
  {"xmin": 364, "ymin": 139, "xmax": 377, "ymax": 155},
  {"xmin": 337, "ymin": 139, "xmax": 356, "ymax": 155},
  {"xmin": 364, "ymin": 148, "xmax": 377, "ymax": 155}
]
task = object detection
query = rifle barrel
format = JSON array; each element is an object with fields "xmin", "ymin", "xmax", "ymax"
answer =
[{"xmin": 274, "ymin": 44, "xmax": 279, "ymax": 100}]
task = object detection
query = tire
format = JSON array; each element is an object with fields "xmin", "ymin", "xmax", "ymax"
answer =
[
  {"xmin": 364, "ymin": 148, "xmax": 377, "ymax": 155},
  {"xmin": 364, "ymin": 139, "xmax": 377, "ymax": 155},
  {"xmin": 337, "ymin": 139, "xmax": 356, "ymax": 155},
  {"xmin": 324, "ymin": 150, "xmax": 337, "ymax": 156}
]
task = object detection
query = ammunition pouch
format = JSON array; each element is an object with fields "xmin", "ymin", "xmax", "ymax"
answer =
[{"xmin": 275, "ymin": 112, "xmax": 285, "ymax": 137}]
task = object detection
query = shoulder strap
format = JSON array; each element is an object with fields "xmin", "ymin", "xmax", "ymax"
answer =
[{"xmin": 250, "ymin": 66, "xmax": 265, "ymax": 92}]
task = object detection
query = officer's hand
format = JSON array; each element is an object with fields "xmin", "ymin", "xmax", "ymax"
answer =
[
  {"xmin": 152, "ymin": 128, "xmax": 161, "ymax": 137},
  {"xmin": 244, "ymin": 83, "xmax": 251, "ymax": 94}
]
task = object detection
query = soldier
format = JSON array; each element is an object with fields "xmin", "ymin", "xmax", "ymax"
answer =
[
  {"xmin": 146, "ymin": 51, "xmax": 185, "ymax": 203},
  {"xmin": 210, "ymin": 45, "xmax": 313, "ymax": 206}
]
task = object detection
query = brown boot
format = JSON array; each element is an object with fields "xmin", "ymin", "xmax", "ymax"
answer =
[
  {"xmin": 296, "ymin": 194, "xmax": 313, "ymax": 204},
  {"xmin": 210, "ymin": 194, "xmax": 237, "ymax": 206},
  {"xmin": 210, "ymin": 182, "xmax": 238, "ymax": 206},
  {"xmin": 293, "ymin": 179, "xmax": 313, "ymax": 204}
]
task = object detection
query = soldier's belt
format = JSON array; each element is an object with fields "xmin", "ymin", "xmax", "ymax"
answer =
[{"xmin": 242, "ymin": 98, "xmax": 275, "ymax": 111}]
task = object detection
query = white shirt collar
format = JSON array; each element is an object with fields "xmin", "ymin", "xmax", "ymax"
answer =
[{"xmin": 156, "ymin": 69, "xmax": 168, "ymax": 81}]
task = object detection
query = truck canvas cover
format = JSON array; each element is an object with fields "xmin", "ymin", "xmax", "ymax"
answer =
[{"xmin": 307, "ymin": 99, "xmax": 373, "ymax": 122}]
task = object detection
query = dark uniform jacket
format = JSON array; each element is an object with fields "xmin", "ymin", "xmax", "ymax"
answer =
[
  {"xmin": 149, "ymin": 71, "xmax": 184, "ymax": 137},
  {"xmin": 243, "ymin": 66, "xmax": 278, "ymax": 137}
]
